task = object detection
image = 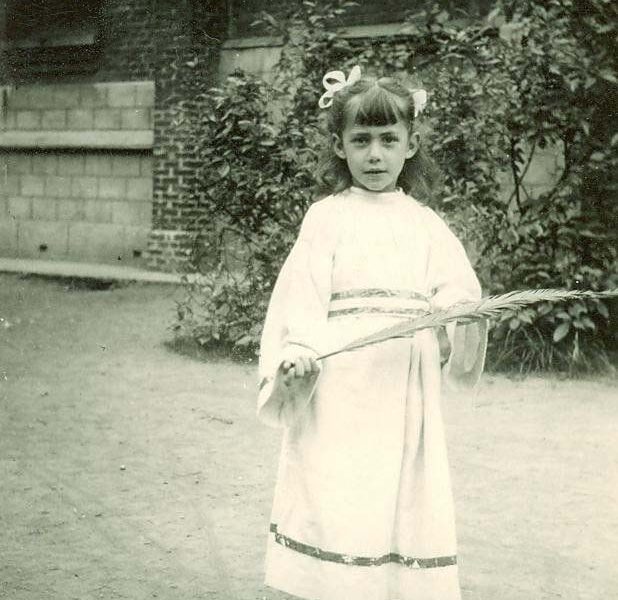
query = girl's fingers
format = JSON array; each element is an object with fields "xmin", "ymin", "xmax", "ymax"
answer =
[
  {"xmin": 305, "ymin": 356, "xmax": 319, "ymax": 375},
  {"xmin": 294, "ymin": 358, "xmax": 306, "ymax": 378},
  {"xmin": 280, "ymin": 356, "xmax": 321, "ymax": 381},
  {"xmin": 280, "ymin": 361, "xmax": 294, "ymax": 386}
]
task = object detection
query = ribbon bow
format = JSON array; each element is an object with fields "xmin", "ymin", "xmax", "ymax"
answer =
[
  {"xmin": 412, "ymin": 89, "xmax": 427, "ymax": 118},
  {"xmin": 318, "ymin": 65, "xmax": 362, "ymax": 109}
]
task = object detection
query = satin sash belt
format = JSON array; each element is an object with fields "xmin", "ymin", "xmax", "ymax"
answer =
[{"xmin": 328, "ymin": 288, "xmax": 430, "ymax": 319}]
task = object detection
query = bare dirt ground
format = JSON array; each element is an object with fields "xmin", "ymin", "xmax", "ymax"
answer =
[{"xmin": 0, "ymin": 273, "xmax": 616, "ymax": 600}]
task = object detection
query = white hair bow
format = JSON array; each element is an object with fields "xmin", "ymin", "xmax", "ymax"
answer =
[
  {"xmin": 318, "ymin": 65, "xmax": 362, "ymax": 109},
  {"xmin": 412, "ymin": 89, "xmax": 427, "ymax": 118}
]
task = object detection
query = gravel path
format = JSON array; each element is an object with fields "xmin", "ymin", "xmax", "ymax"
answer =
[{"xmin": 0, "ymin": 273, "xmax": 616, "ymax": 599}]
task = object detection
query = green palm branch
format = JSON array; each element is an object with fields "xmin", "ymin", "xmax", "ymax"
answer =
[{"xmin": 317, "ymin": 288, "xmax": 618, "ymax": 361}]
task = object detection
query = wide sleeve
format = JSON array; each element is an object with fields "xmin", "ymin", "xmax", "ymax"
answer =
[
  {"xmin": 424, "ymin": 208, "xmax": 487, "ymax": 389},
  {"xmin": 257, "ymin": 200, "xmax": 337, "ymax": 428}
]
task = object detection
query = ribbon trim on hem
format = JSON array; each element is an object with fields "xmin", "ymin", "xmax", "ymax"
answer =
[{"xmin": 270, "ymin": 524, "xmax": 457, "ymax": 569}]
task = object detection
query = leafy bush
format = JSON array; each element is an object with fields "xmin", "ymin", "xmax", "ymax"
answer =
[
  {"xmin": 407, "ymin": 1, "xmax": 618, "ymax": 372},
  {"xmin": 174, "ymin": 0, "xmax": 617, "ymax": 373},
  {"xmin": 173, "ymin": 2, "xmax": 358, "ymax": 353}
]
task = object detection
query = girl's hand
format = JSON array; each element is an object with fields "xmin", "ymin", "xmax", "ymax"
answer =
[{"xmin": 281, "ymin": 354, "xmax": 320, "ymax": 385}]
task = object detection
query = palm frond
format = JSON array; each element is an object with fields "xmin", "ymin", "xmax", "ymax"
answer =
[{"xmin": 317, "ymin": 288, "xmax": 618, "ymax": 361}]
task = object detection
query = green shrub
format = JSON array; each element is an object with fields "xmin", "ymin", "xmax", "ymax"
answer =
[
  {"xmin": 174, "ymin": 0, "xmax": 617, "ymax": 373},
  {"xmin": 489, "ymin": 298, "xmax": 613, "ymax": 375},
  {"xmin": 173, "ymin": 217, "xmax": 297, "ymax": 355},
  {"xmin": 173, "ymin": 1, "xmax": 359, "ymax": 353}
]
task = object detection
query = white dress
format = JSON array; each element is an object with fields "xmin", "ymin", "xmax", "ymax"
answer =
[{"xmin": 257, "ymin": 186, "xmax": 487, "ymax": 600}]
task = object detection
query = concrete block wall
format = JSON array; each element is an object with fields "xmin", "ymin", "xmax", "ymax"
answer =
[
  {"xmin": 0, "ymin": 81, "xmax": 154, "ymax": 264},
  {"xmin": 521, "ymin": 144, "xmax": 565, "ymax": 193},
  {"xmin": 495, "ymin": 142, "xmax": 566, "ymax": 204},
  {"xmin": 219, "ymin": 39, "xmax": 282, "ymax": 80},
  {"xmin": 1, "ymin": 80, "xmax": 154, "ymax": 135}
]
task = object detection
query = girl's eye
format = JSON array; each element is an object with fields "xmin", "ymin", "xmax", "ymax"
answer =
[
  {"xmin": 383, "ymin": 135, "xmax": 398, "ymax": 144},
  {"xmin": 350, "ymin": 136, "xmax": 368, "ymax": 144}
]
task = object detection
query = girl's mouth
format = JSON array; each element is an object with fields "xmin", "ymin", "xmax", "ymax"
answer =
[{"xmin": 365, "ymin": 170, "xmax": 386, "ymax": 175}]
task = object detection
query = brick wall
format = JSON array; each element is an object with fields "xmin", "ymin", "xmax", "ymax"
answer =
[
  {"xmin": 95, "ymin": 0, "xmax": 157, "ymax": 83},
  {"xmin": 0, "ymin": 2, "xmax": 7, "ymax": 85},
  {"xmin": 0, "ymin": 81, "xmax": 154, "ymax": 264},
  {"xmin": 146, "ymin": 0, "xmax": 226, "ymax": 270},
  {"xmin": 92, "ymin": 0, "xmax": 227, "ymax": 270},
  {"xmin": 0, "ymin": 0, "xmax": 227, "ymax": 271}
]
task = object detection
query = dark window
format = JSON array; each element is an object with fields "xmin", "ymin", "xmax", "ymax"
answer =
[{"xmin": 6, "ymin": 0, "xmax": 103, "ymax": 81}]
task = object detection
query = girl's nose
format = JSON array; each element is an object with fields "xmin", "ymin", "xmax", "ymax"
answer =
[{"xmin": 367, "ymin": 140, "xmax": 382, "ymax": 161}]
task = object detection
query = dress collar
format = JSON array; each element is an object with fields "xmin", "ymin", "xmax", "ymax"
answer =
[{"xmin": 347, "ymin": 186, "xmax": 407, "ymax": 203}]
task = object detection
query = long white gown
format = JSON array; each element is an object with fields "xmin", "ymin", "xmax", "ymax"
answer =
[{"xmin": 257, "ymin": 186, "xmax": 487, "ymax": 600}]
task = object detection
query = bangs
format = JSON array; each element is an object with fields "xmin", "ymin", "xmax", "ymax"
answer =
[{"xmin": 345, "ymin": 85, "xmax": 407, "ymax": 127}]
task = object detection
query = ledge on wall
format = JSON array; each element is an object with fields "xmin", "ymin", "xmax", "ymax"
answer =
[
  {"xmin": 0, "ymin": 257, "xmax": 182, "ymax": 284},
  {"xmin": 0, "ymin": 129, "xmax": 154, "ymax": 150},
  {"xmin": 221, "ymin": 22, "xmax": 430, "ymax": 51}
]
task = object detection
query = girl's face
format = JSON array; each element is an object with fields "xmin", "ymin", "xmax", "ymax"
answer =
[{"xmin": 333, "ymin": 118, "xmax": 419, "ymax": 193}]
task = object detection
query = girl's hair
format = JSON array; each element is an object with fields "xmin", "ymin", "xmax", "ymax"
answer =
[{"xmin": 315, "ymin": 76, "xmax": 442, "ymax": 203}]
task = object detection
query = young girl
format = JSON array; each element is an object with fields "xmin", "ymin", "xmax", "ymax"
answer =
[{"xmin": 257, "ymin": 66, "xmax": 487, "ymax": 600}]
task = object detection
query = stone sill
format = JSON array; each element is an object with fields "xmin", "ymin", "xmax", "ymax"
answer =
[
  {"xmin": 222, "ymin": 19, "xmax": 473, "ymax": 50},
  {"xmin": 0, "ymin": 130, "xmax": 153, "ymax": 150},
  {"xmin": 10, "ymin": 31, "xmax": 97, "ymax": 49},
  {"xmin": 222, "ymin": 22, "xmax": 428, "ymax": 50},
  {"xmin": 222, "ymin": 36, "xmax": 284, "ymax": 50}
]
